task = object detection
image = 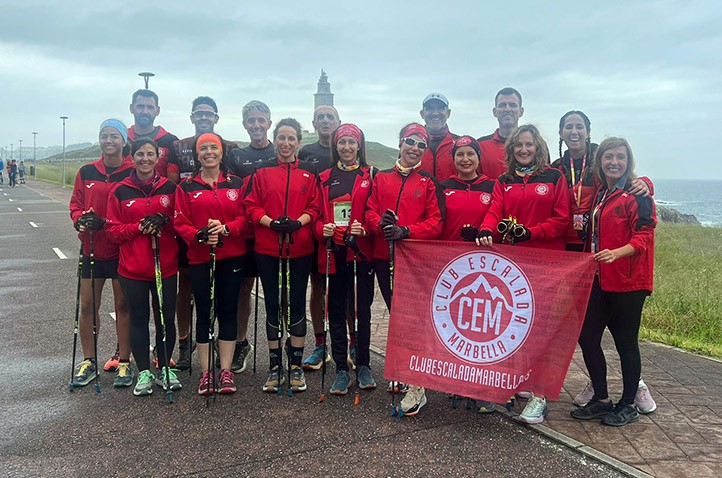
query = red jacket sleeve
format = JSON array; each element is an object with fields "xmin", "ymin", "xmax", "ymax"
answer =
[
  {"xmin": 628, "ymin": 195, "xmax": 656, "ymax": 254},
  {"xmin": 481, "ymin": 181, "xmax": 505, "ymax": 233},
  {"xmin": 69, "ymin": 170, "xmax": 86, "ymax": 224},
  {"xmin": 244, "ymin": 172, "xmax": 268, "ymax": 225},
  {"xmin": 173, "ymin": 187, "xmax": 197, "ymax": 245},
  {"xmin": 528, "ymin": 176, "xmax": 571, "ymax": 241},
  {"xmin": 365, "ymin": 179, "xmax": 382, "ymax": 235},
  {"xmin": 407, "ymin": 180, "xmax": 443, "ymax": 239},
  {"xmin": 105, "ymin": 194, "xmax": 141, "ymax": 244},
  {"xmin": 301, "ymin": 175, "xmax": 320, "ymax": 224}
]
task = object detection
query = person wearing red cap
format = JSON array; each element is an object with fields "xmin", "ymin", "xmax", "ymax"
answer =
[
  {"xmin": 478, "ymin": 87, "xmax": 524, "ymax": 180},
  {"xmin": 419, "ymin": 93, "xmax": 459, "ymax": 181},
  {"xmin": 174, "ymin": 132, "xmax": 249, "ymax": 396},
  {"xmin": 315, "ymin": 123, "xmax": 378, "ymax": 395},
  {"xmin": 366, "ymin": 122, "xmax": 445, "ymax": 416}
]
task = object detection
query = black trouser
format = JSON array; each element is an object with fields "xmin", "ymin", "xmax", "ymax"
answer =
[
  {"xmin": 256, "ymin": 253, "xmax": 312, "ymax": 342},
  {"xmin": 189, "ymin": 255, "xmax": 243, "ymax": 344},
  {"xmin": 374, "ymin": 259, "xmax": 392, "ymax": 311},
  {"xmin": 119, "ymin": 274, "xmax": 177, "ymax": 372},
  {"xmin": 578, "ymin": 277, "xmax": 648, "ymax": 405},
  {"xmin": 327, "ymin": 247, "xmax": 375, "ymax": 371}
]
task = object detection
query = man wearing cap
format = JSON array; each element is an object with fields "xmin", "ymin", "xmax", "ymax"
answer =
[
  {"xmin": 167, "ymin": 96, "xmax": 238, "ymax": 371},
  {"xmin": 477, "ymin": 87, "xmax": 525, "ymax": 180},
  {"xmin": 127, "ymin": 89, "xmax": 179, "ymax": 178},
  {"xmin": 419, "ymin": 93, "xmax": 458, "ymax": 181}
]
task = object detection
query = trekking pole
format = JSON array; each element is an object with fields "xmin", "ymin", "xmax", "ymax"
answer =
[
  {"xmin": 276, "ymin": 233, "xmax": 285, "ymax": 395},
  {"xmin": 388, "ymin": 238, "xmax": 398, "ymax": 416},
  {"xmin": 253, "ymin": 276, "xmax": 259, "ymax": 374},
  {"xmin": 206, "ymin": 244, "xmax": 217, "ymax": 408},
  {"xmin": 285, "ymin": 235, "xmax": 293, "ymax": 397},
  {"xmin": 89, "ymin": 230, "xmax": 101, "ymax": 393},
  {"xmin": 69, "ymin": 237, "xmax": 84, "ymax": 392},
  {"xmin": 152, "ymin": 235, "xmax": 173, "ymax": 404},
  {"xmin": 319, "ymin": 237, "xmax": 332, "ymax": 402},
  {"xmin": 353, "ymin": 251, "xmax": 360, "ymax": 407}
]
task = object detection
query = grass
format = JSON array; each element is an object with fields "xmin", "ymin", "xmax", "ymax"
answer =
[
  {"xmin": 642, "ymin": 223, "xmax": 722, "ymax": 358},
  {"xmin": 35, "ymin": 160, "xmax": 86, "ymax": 187}
]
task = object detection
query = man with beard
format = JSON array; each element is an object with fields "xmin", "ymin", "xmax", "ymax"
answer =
[
  {"xmin": 418, "ymin": 92, "xmax": 458, "ymax": 181},
  {"xmin": 127, "ymin": 89, "xmax": 178, "ymax": 178},
  {"xmin": 477, "ymin": 87, "xmax": 525, "ymax": 180}
]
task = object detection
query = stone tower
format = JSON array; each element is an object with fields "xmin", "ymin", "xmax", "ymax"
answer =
[{"xmin": 314, "ymin": 69, "xmax": 334, "ymax": 109}]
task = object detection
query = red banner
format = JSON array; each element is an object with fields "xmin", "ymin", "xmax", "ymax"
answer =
[{"xmin": 384, "ymin": 241, "xmax": 596, "ymax": 402}]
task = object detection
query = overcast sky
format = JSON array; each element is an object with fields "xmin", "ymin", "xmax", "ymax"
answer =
[{"xmin": 1, "ymin": 0, "xmax": 720, "ymax": 180}]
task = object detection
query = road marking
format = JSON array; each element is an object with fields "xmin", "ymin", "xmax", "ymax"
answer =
[
  {"xmin": 29, "ymin": 222, "xmax": 38, "ymax": 228},
  {"xmin": 110, "ymin": 312, "xmax": 116, "ymax": 322},
  {"xmin": 8, "ymin": 198, "xmax": 13, "ymax": 202},
  {"xmin": 53, "ymin": 247, "xmax": 68, "ymax": 259},
  {"xmin": 17, "ymin": 207, "xmax": 23, "ymax": 212},
  {"xmin": 3, "ymin": 193, "xmax": 6, "ymax": 196}
]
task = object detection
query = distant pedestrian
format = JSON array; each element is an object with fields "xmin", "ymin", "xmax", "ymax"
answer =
[
  {"xmin": 9, "ymin": 160, "xmax": 18, "ymax": 187},
  {"xmin": 18, "ymin": 161, "xmax": 26, "ymax": 184}
]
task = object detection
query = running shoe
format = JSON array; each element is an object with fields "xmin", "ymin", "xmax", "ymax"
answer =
[
  {"xmin": 218, "ymin": 369, "xmax": 237, "ymax": 394},
  {"xmin": 113, "ymin": 362, "xmax": 134, "ymax": 388},
  {"xmin": 198, "ymin": 371, "xmax": 215, "ymax": 396},
  {"xmin": 302, "ymin": 344, "xmax": 331, "ymax": 370},
  {"xmin": 357, "ymin": 366, "xmax": 377, "ymax": 390},
  {"xmin": 386, "ymin": 381, "xmax": 409, "ymax": 394},
  {"xmin": 330, "ymin": 370, "xmax": 351, "ymax": 395},
  {"xmin": 518, "ymin": 395, "xmax": 548, "ymax": 424},
  {"xmin": 104, "ymin": 350, "xmax": 120, "ymax": 372},
  {"xmin": 477, "ymin": 400, "xmax": 496, "ymax": 414},
  {"xmin": 263, "ymin": 366, "xmax": 285, "ymax": 393},
  {"xmin": 231, "ymin": 340, "xmax": 253, "ymax": 374},
  {"xmin": 290, "ymin": 365, "xmax": 307, "ymax": 392},
  {"xmin": 573, "ymin": 380, "xmax": 595, "ymax": 407},
  {"xmin": 400, "ymin": 386, "xmax": 427, "ymax": 416},
  {"xmin": 133, "ymin": 370, "xmax": 154, "ymax": 396},
  {"xmin": 601, "ymin": 402, "xmax": 639, "ymax": 427},
  {"xmin": 152, "ymin": 347, "xmax": 176, "ymax": 369},
  {"xmin": 570, "ymin": 399, "xmax": 614, "ymax": 420},
  {"xmin": 155, "ymin": 366, "xmax": 182, "ymax": 391},
  {"xmin": 516, "ymin": 391, "xmax": 533, "ymax": 399},
  {"xmin": 634, "ymin": 379, "xmax": 657, "ymax": 414},
  {"xmin": 73, "ymin": 359, "xmax": 98, "ymax": 387},
  {"xmin": 175, "ymin": 336, "xmax": 195, "ymax": 371}
]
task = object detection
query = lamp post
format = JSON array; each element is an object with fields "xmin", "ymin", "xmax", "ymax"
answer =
[
  {"xmin": 18, "ymin": 139, "xmax": 22, "ymax": 164},
  {"xmin": 60, "ymin": 116, "xmax": 68, "ymax": 188},
  {"xmin": 32, "ymin": 132, "xmax": 38, "ymax": 180},
  {"xmin": 138, "ymin": 71, "xmax": 155, "ymax": 89}
]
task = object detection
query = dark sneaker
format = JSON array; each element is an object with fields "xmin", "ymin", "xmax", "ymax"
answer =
[
  {"xmin": 263, "ymin": 366, "xmax": 285, "ymax": 393},
  {"xmin": 155, "ymin": 367, "xmax": 182, "ymax": 391},
  {"xmin": 73, "ymin": 359, "xmax": 98, "ymax": 387},
  {"xmin": 601, "ymin": 403, "xmax": 639, "ymax": 427},
  {"xmin": 175, "ymin": 337, "xmax": 195, "ymax": 371},
  {"xmin": 290, "ymin": 365, "xmax": 307, "ymax": 392},
  {"xmin": 357, "ymin": 365, "xmax": 377, "ymax": 390},
  {"xmin": 302, "ymin": 344, "xmax": 330, "ymax": 371},
  {"xmin": 133, "ymin": 370, "xmax": 154, "ymax": 396},
  {"xmin": 571, "ymin": 399, "xmax": 614, "ymax": 420},
  {"xmin": 218, "ymin": 370, "xmax": 237, "ymax": 394},
  {"xmin": 231, "ymin": 341, "xmax": 253, "ymax": 374},
  {"xmin": 477, "ymin": 400, "xmax": 496, "ymax": 414},
  {"xmin": 330, "ymin": 370, "xmax": 351, "ymax": 395},
  {"xmin": 113, "ymin": 362, "xmax": 134, "ymax": 388}
]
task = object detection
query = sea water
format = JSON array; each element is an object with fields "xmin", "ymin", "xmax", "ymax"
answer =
[{"xmin": 653, "ymin": 179, "xmax": 722, "ymax": 226}]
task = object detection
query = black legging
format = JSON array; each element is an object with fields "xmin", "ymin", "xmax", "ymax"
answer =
[
  {"xmin": 578, "ymin": 277, "xmax": 648, "ymax": 405},
  {"xmin": 119, "ymin": 274, "xmax": 177, "ymax": 371},
  {"xmin": 374, "ymin": 259, "xmax": 392, "ymax": 311},
  {"xmin": 327, "ymin": 246, "xmax": 375, "ymax": 371},
  {"xmin": 256, "ymin": 253, "xmax": 312, "ymax": 341},
  {"xmin": 189, "ymin": 255, "xmax": 244, "ymax": 344}
]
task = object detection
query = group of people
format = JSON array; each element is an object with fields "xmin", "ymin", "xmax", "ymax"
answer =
[
  {"xmin": 1, "ymin": 159, "xmax": 24, "ymax": 187},
  {"xmin": 68, "ymin": 86, "xmax": 657, "ymax": 428}
]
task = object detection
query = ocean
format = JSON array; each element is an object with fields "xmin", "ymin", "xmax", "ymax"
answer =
[{"xmin": 653, "ymin": 179, "xmax": 722, "ymax": 226}]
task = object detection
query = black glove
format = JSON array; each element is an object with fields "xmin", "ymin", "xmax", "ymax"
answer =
[
  {"xmin": 343, "ymin": 230, "xmax": 361, "ymax": 254},
  {"xmin": 476, "ymin": 230, "xmax": 493, "ymax": 241},
  {"xmin": 460, "ymin": 226, "xmax": 479, "ymax": 242},
  {"xmin": 379, "ymin": 209, "xmax": 398, "ymax": 229},
  {"xmin": 141, "ymin": 213, "xmax": 170, "ymax": 234},
  {"xmin": 81, "ymin": 212, "xmax": 105, "ymax": 231},
  {"xmin": 270, "ymin": 216, "xmax": 290, "ymax": 233},
  {"xmin": 74, "ymin": 217, "xmax": 84, "ymax": 231},
  {"xmin": 285, "ymin": 219, "xmax": 302, "ymax": 234},
  {"xmin": 512, "ymin": 224, "xmax": 532, "ymax": 243},
  {"xmin": 383, "ymin": 224, "xmax": 409, "ymax": 242},
  {"xmin": 195, "ymin": 227, "xmax": 210, "ymax": 243}
]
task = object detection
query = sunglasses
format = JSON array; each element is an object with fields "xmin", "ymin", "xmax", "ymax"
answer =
[
  {"xmin": 402, "ymin": 137, "xmax": 427, "ymax": 149},
  {"xmin": 192, "ymin": 110, "xmax": 217, "ymax": 119}
]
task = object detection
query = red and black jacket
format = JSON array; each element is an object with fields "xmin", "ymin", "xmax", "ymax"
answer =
[
  {"xmin": 106, "ymin": 176, "xmax": 178, "ymax": 280},
  {"xmin": 128, "ymin": 125, "xmax": 179, "ymax": 178},
  {"xmin": 420, "ymin": 131, "xmax": 458, "ymax": 181},
  {"xmin": 365, "ymin": 166, "xmax": 445, "ymax": 261},
  {"xmin": 477, "ymin": 129, "xmax": 507, "ymax": 180},
  {"xmin": 589, "ymin": 182, "xmax": 656, "ymax": 293},
  {"xmin": 314, "ymin": 165, "xmax": 376, "ymax": 273},
  {"xmin": 244, "ymin": 158, "xmax": 320, "ymax": 258},
  {"xmin": 167, "ymin": 136, "xmax": 239, "ymax": 182},
  {"xmin": 439, "ymin": 174, "xmax": 496, "ymax": 241},
  {"xmin": 174, "ymin": 172, "xmax": 249, "ymax": 264},
  {"xmin": 69, "ymin": 156, "xmax": 134, "ymax": 260},
  {"xmin": 481, "ymin": 167, "xmax": 571, "ymax": 250}
]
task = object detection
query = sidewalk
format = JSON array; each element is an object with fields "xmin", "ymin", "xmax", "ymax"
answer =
[{"xmin": 370, "ymin": 297, "xmax": 722, "ymax": 478}]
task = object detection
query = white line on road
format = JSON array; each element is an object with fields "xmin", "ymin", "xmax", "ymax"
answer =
[
  {"xmin": 8, "ymin": 198, "xmax": 13, "ymax": 202},
  {"xmin": 29, "ymin": 222, "xmax": 38, "ymax": 228},
  {"xmin": 17, "ymin": 207, "xmax": 22, "ymax": 212},
  {"xmin": 110, "ymin": 312, "xmax": 116, "ymax": 322},
  {"xmin": 52, "ymin": 247, "xmax": 68, "ymax": 259}
]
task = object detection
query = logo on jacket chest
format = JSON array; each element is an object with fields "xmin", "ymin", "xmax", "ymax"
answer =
[
  {"xmin": 227, "ymin": 190, "xmax": 238, "ymax": 201},
  {"xmin": 535, "ymin": 184, "xmax": 549, "ymax": 196},
  {"xmin": 160, "ymin": 195, "xmax": 171, "ymax": 208},
  {"xmin": 126, "ymin": 200, "xmax": 136, "ymax": 207},
  {"xmin": 480, "ymin": 193, "xmax": 491, "ymax": 205},
  {"xmin": 193, "ymin": 192, "xmax": 203, "ymax": 199},
  {"xmin": 361, "ymin": 179, "xmax": 369, "ymax": 188},
  {"xmin": 413, "ymin": 189, "xmax": 422, "ymax": 198}
]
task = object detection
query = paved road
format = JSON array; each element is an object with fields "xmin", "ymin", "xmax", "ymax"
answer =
[{"xmin": 0, "ymin": 181, "xmax": 626, "ymax": 477}]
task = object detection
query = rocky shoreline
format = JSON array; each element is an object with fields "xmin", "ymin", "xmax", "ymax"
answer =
[{"xmin": 657, "ymin": 205, "xmax": 700, "ymax": 225}]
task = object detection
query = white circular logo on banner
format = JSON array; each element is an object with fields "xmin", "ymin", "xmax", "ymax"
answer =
[{"xmin": 430, "ymin": 251, "xmax": 534, "ymax": 365}]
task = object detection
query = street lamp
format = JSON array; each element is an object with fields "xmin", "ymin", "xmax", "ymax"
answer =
[
  {"xmin": 32, "ymin": 132, "xmax": 38, "ymax": 180},
  {"xmin": 138, "ymin": 71, "xmax": 155, "ymax": 89},
  {"xmin": 18, "ymin": 139, "xmax": 23, "ymax": 164},
  {"xmin": 60, "ymin": 116, "xmax": 68, "ymax": 188}
]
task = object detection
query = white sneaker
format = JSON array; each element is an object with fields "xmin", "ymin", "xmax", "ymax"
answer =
[
  {"xmin": 516, "ymin": 391, "xmax": 532, "ymax": 399},
  {"xmin": 518, "ymin": 395, "xmax": 547, "ymax": 424},
  {"xmin": 634, "ymin": 379, "xmax": 657, "ymax": 414},
  {"xmin": 573, "ymin": 380, "xmax": 595, "ymax": 407},
  {"xmin": 400, "ymin": 385, "xmax": 427, "ymax": 416}
]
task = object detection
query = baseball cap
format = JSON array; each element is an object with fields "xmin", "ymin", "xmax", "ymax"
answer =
[{"xmin": 422, "ymin": 92, "xmax": 449, "ymax": 107}]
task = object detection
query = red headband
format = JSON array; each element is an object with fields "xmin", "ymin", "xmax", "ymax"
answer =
[
  {"xmin": 399, "ymin": 123, "xmax": 428, "ymax": 146},
  {"xmin": 334, "ymin": 123, "xmax": 363, "ymax": 145},
  {"xmin": 196, "ymin": 133, "xmax": 223, "ymax": 154}
]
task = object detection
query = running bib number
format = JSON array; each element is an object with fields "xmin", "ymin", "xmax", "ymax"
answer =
[{"xmin": 333, "ymin": 201, "xmax": 352, "ymax": 226}]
